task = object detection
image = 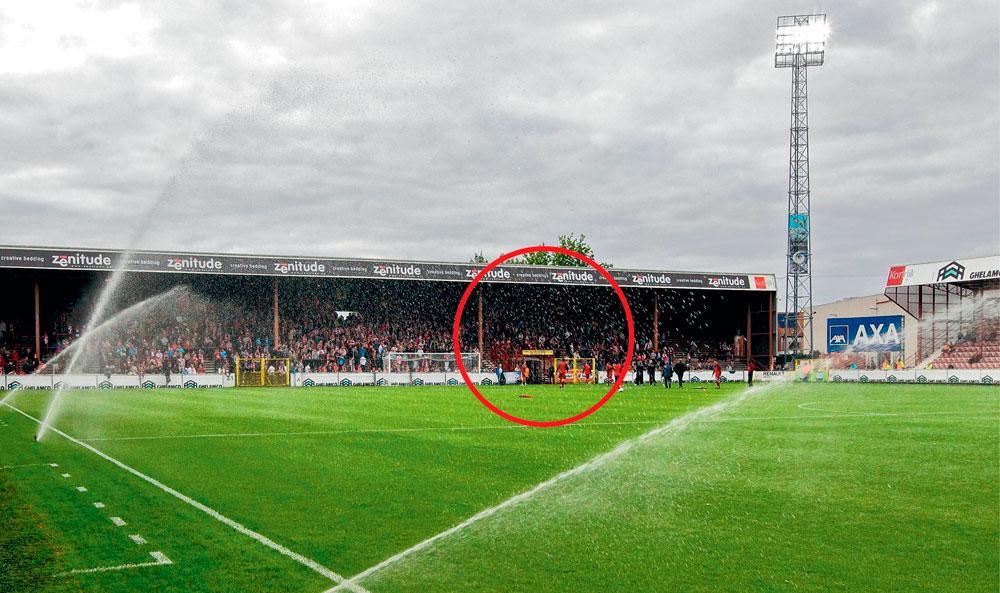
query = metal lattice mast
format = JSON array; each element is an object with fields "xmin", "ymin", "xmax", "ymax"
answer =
[{"xmin": 775, "ymin": 14, "xmax": 827, "ymax": 361}]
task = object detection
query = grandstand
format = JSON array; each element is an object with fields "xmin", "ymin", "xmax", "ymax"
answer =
[
  {"xmin": 0, "ymin": 245, "xmax": 777, "ymax": 381},
  {"xmin": 884, "ymin": 254, "xmax": 1000, "ymax": 369}
]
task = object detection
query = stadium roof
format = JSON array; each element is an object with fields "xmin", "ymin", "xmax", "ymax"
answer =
[
  {"xmin": 0, "ymin": 245, "xmax": 776, "ymax": 292},
  {"xmin": 884, "ymin": 254, "xmax": 1000, "ymax": 290}
]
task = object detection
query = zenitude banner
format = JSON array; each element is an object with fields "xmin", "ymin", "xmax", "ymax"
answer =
[{"xmin": 0, "ymin": 246, "xmax": 776, "ymax": 291}]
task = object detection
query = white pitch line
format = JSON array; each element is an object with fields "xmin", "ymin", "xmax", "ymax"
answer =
[
  {"xmin": 79, "ymin": 420, "xmax": 715, "ymax": 443},
  {"xmin": 110, "ymin": 517, "xmax": 127, "ymax": 527},
  {"xmin": 322, "ymin": 393, "xmax": 999, "ymax": 593},
  {"xmin": 0, "ymin": 399, "xmax": 358, "ymax": 591},
  {"xmin": 60, "ymin": 550, "xmax": 173, "ymax": 575},
  {"xmin": 323, "ymin": 391, "xmax": 759, "ymax": 593},
  {"xmin": 94, "ymin": 502, "xmax": 105, "ymax": 509},
  {"xmin": 76, "ymin": 486, "xmax": 88, "ymax": 492},
  {"xmin": 79, "ymin": 409, "xmax": 998, "ymax": 444},
  {"xmin": 61, "ymin": 473, "xmax": 71, "ymax": 478},
  {"xmin": 129, "ymin": 534, "xmax": 147, "ymax": 545},
  {"xmin": 0, "ymin": 462, "xmax": 56, "ymax": 470}
]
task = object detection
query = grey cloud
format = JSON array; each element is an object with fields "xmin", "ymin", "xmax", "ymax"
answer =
[{"xmin": 0, "ymin": 0, "xmax": 996, "ymax": 309}]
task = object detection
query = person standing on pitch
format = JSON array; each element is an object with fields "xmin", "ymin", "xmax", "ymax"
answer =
[
  {"xmin": 673, "ymin": 360, "xmax": 687, "ymax": 388},
  {"xmin": 634, "ymin": 357, "xmax": 644, "ymax": 385},
  {"xmin": 713, "ymin": 360, "xmax": 722, "ymax": 389},
  {"xmin": 662, "ymin": 358, "xmax": 673, "ymax": 389},
  {"xmin": 556, "ymin": 358, "xmax": 568, "ymax": 388},
  {"xmin": 646, "ymin": 356, "xmax": 656, "ymax": 385},
  {"xmin": 747, "ymin": 358, "xmax": 755, "ymax": 387}
]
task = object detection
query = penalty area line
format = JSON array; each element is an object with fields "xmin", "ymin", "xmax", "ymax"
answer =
[{"xmin": 0, "ymin": 400, "xmax": 366, "ymax": 593}]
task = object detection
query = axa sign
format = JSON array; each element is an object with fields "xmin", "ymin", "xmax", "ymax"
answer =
[{"xmin": 827, "ymin": 315, "xmax": 904, "ymax": 353}]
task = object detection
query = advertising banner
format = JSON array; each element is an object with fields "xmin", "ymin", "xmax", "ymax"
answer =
[
  {"xmin": 788, "ymin": 214, "xmax": 810, "ymax": 274},
  {"xmin": 885, "ymin": 255, "xmax": 1000, "ymax": 288},
  {"xmin": 4, "ymin": 369, "xmax": 997, "ymax": 390},
  {"xmin": 0, "ymin": 246, "xmax": 776, "ymax": 291},
  {"xmin": 826, "ymin": 315, "xmax": 904, "ymax": 352}
]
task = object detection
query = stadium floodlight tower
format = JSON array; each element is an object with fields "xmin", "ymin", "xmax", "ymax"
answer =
[{"xmin": 775, "ymin": 14, "xmax": 827, "ymax": 363}]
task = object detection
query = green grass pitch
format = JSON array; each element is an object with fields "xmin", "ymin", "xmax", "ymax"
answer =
[{"xmin": 0, "ymin": 381, "xmax": 997, "ymax": 593}]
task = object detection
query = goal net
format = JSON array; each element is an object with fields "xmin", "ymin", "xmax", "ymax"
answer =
[
  {"xmin": 235, "ymin": 357, "xmax": 291, "ymax": 387},
  {"xmin": 383, "ymin": 352, "xmax": 482, "ymax": 373},
  {"xmin": 554, "ymin": 357, "xmax": 597, "ymax": 384}
]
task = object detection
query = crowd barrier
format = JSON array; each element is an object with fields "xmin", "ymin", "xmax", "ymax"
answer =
[{"xmin": 1, "ymin": 369, "xmax": 997, "ymax": 390}]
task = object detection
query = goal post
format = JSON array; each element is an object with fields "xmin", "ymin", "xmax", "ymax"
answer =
[
  {"xmin": 554, "ymin": 357, "xmax": 597, "ymax": 384},
  {"xmin": 235, "ymin": 357, "xmax": 290, "ymax": 387},
  {"xmin": 383, "ymin": 352, "xmax": 481, "ymax": 373}
]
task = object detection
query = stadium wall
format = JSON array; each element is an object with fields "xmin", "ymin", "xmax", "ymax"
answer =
[{"xmin": 2, "ymin": 369, "xmax": 997, "ymax": 390}]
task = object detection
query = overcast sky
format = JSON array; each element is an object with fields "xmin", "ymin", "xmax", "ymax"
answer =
[{"xmin": 0, "ymin": 0, "xmax": 997, "ymax": 307}]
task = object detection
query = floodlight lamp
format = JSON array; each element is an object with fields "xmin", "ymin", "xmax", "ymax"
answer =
[{"xmin": 775, "ymin": 14, "xmax": 828, "ymax": 68}]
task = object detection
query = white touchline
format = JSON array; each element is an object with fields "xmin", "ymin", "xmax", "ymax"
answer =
[
  {"xmin": 60, "ymin": 551, "xmax": 174, "ymax": 575},
  {"xmin": 94, "ymin": 502, "xmax": 105, "ymax": 509},
  {"xmin": 0, "ymin": 400, "xmax": 360, "ymax": 591},
  {"xmin": 129, "ymin": 534, "xmax": 147, "ymax": 545},
  {"xmin": 76, "ymin": 486, "xmax": 88, "ymax": 492},
  {"xmin": 61, "ymin": 473, "xmax": 71, "ymax": 478},
  {"xmin": 110, "ymin": 517, "xmax": 127, "ymax": 526}
]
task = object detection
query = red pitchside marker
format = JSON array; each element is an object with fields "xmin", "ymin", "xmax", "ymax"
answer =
[{"xmin": 452, "ymin": 245, "xmax": 635, "ymax": 428}]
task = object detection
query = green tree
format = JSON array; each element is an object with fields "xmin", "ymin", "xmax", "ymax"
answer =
[
  {"xmin": 550, "ymin": 233, "xmax": 597, "ymax": 267},
  {"xmin": 506, "ymin": 233, "xmax": 608, "ymax": 267}
]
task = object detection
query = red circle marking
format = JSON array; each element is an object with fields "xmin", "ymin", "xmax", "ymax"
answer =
[{"xmin": 452, "ymin": 245, "xmax": 635, "ymax": 427}]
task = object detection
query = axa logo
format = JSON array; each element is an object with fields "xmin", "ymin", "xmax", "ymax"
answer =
[
  {"xmin": 631, "ymin": 273, "xmax": 671, "ymax": 285},
  {"xmin": 373, "ymin": 263, "xmax": 422, "ymax": 277},
  {"xmin": 51, "ymin": 253, "xmax": 112, "ymax": 268},
  {"xmin": 707, "ymin": 276, "xmax": 746, "ymax": 288},
  {"xmin": 273, "ymin": 260, "xmax": 326, "ymax": 274},
  {"xmin": 466, "ymin": 268, "xmax": 511, "ymax": 280},
  {"xmin": 550, "ymin": 270, "xmax": 594, "ymax": 283},
  {"xmin": 167, "ymin": 257, "xmax": 222, "ymax": 271},
  {"xmin": 936, "ymin": 261, "xmax": 965, "ymax": 282}
]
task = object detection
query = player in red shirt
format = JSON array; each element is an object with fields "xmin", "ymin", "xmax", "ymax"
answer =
[
  {"xmin": 611, "ymin": 361, "xmax": 624, "ymax": 390},
  {"xmin": 556, "ymin": 359, "xmax": 568, "ymax": 388},
  {"xmin": 605, "ymin": 362, "xmax": 613, "ymax": 384},
  {"xmin": 582, "ymin": 362, "xmax": 592, "ymax": 383},
  {"xmin": 713, "ymin": 360, "xmax": 722, "ymax": 389}
]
